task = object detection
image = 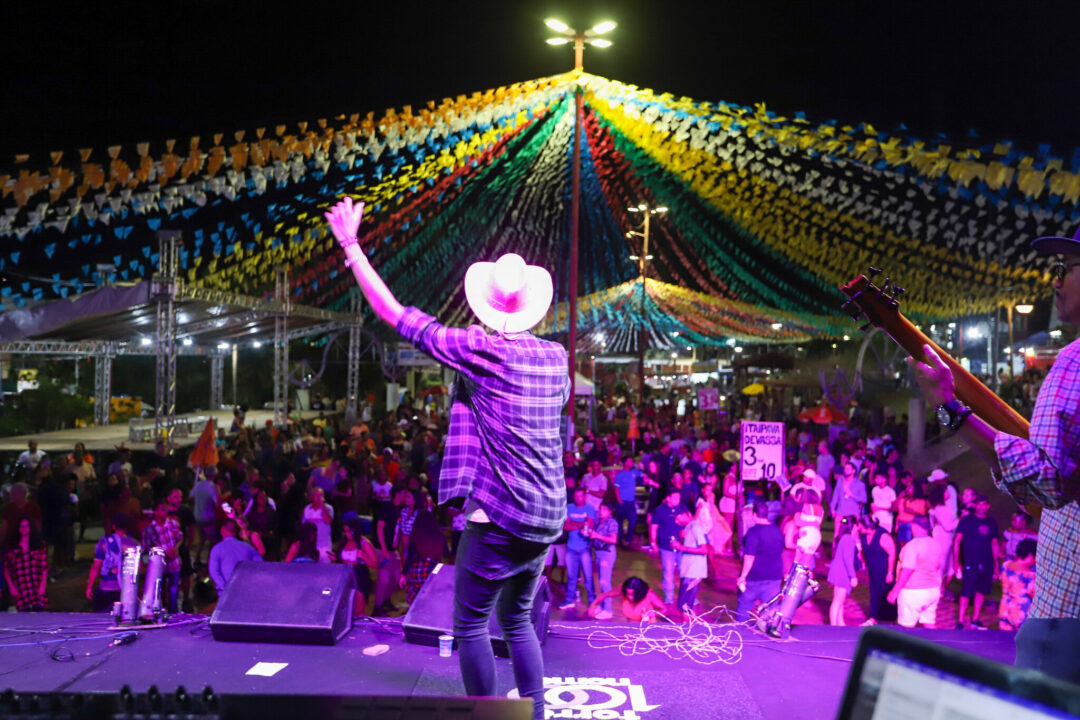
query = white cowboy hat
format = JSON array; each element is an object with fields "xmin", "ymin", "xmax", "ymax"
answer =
[
  {"xmin": 928, "ymin": 469, "xmax": 948, "ymax": 482},
  {"xmin": 464, "ymin": 253, "xmax": 552, "ymax": 334}
]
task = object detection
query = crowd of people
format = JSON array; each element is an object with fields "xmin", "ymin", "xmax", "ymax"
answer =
[{"xmin": 0, "ymin": 394, "xmax": 1037, "ymax": 634}]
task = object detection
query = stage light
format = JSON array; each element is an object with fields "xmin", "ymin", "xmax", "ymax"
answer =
[
  {"xmin": 140, "ymin": 337, "xmax": 152, "ymax": 346},
  {"xmin": 591, "ymin": 20, "xmax": 616, "ymax": 34},
  {"xmin": 843, "ymin": 334, "xmax": 850, "ymax": 341},
  {"xmin": 1015, "ymin": 304, "xmax": 1034, "ymax": 314},
  {"xmin": 545, "ymin": 18, "xmax": 570, "ymax": 32},
  {"xmin": 655, "ymin": 206, "xmax": 668, "ymax": 213},
  {"xmin": 253, "ymin": 341, "xmax": 262, "ymax": 348},
  {"xmin": 1049, "ymin": 329, "xmax": 1062, "ymax": 338},
  {"xmin": 588, "ymin": 38, "xmax": 612, "ymax": 48},
  {"xmin": 217, "ymin": 342, "xmax": 230, "ymax": 350},
  {"xmin": 627, "ymin": 206, "xmax": 640, "ymax": 212},
  {"xmin": 182, "ymin": 338, "xmax": 193, "ymax": 346},
  {"xmin": 948, "ymin": 322, "xmax": 956, "ymax": 328},
  {"xmin": 546, "ymin": 37, "xmax": 570, "ymax": 45},
  {"xmin": 966, "ymin": 327, "xmax": 983, "ymax": 340},
  {"xmin": 770, "ymin": 322, "xmax": 783, "ymax": 330},
  {"xmin": 734, "ymin": 346, "xmax": 743, "ymax": 353}
]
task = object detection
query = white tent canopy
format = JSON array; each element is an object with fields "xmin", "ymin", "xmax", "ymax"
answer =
[{"xmin": 574, "ymin": 371, "xmax": 594, "ymax": 396}]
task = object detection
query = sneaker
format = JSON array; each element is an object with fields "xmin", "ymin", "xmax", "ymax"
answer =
[
  {"xmin": 955, "ymin": 622, "xmax": 966, "ymax": 630},
  {"xmin": 971, "ymin": 620, "xmax": 987, "ymax": 630},
  {"xmin": 594, "ymin": 609, "xmax": 613, "ymax": 620},
  {"xmin": 557, "ymin": 600, "xmax": 576, "ymax": 611}
]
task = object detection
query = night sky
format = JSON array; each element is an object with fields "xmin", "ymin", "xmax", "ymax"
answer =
[{"xmin": 2, "ymin": 1, "xmax": 1078, "ymax": 163}]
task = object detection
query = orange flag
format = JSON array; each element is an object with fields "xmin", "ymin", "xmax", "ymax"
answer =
[{"xmin": 189, "ymin": 418, "xmax": 219, "ymax": 470}]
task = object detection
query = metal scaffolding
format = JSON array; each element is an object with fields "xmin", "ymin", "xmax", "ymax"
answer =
[
  {"xmin": 210, "ymin": 354, "xmax": 225, "ymax": 410},
  {"xmin": 272, "ymin": 268, "xmax": 290, "ymax": 426},
  {"xmin": 345, "ymin": 323, "xmax": 363, "ymax": 424},
  {"xmin": 152, "ymin": 231, "xmax": 181, "ymax": 445},
  {"xmin": 93, "ymin": 349, "xmax": 115, "ymax": 426}
]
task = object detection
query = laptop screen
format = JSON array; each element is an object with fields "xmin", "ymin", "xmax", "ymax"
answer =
[
  {"xmin": 847, "ymin": 648, "xmax": 1074, "ymax": 720},
  {"xmin": 836, "ymin": 627, "xmax": 1080, "ymax": 720}
]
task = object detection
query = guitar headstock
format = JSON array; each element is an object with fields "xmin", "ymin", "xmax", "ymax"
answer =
[{"xmin": 839, "ymin": 266, "xmax": 907, "ymax": 332}]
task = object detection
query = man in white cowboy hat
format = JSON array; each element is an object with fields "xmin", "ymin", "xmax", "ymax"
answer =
[
  {"xmin": 910, "ymin": 226, "xmax": 1080, "ymax": 683},
  {"xmin": 326, "ymin": 197, "xmax": 568, "ymax": 718}
]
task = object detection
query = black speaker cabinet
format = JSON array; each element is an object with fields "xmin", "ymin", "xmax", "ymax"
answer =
[
  {"xmin": 210, "ymin": 561, "xmax": 355, "ymax": 645},
  {"xmin": 401, "ymin": 563, "xmax": 551, "ymax": 657}
]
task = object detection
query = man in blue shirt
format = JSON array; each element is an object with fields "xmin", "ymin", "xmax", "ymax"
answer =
[
  {"xmin": 328, "ymin": 198, "xmax": 569, "ymax": 720},
  {"xmin": 558, "ymin": 488, "xmax": 596, "ymax": 610},
  {"xmin": 613, "ymin": 456, "xmax": 642, "ymax": 546},
  {"xmin": 208, "ymin": 519, "xmax": 262, "ymax": 595},
  {"xmin": 648, "ymin": 488, "xmax": 691, "ymax": 606}
]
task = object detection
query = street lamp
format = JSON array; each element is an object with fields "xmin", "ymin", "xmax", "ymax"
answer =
[
  {"xmin": 626, "ymin": 202, "xmax": 665, "ymax": 405},
  {"xmin": 1007, "ymin": 303, "xmax": 1034, "ymax": 378},
  {"xmin": 545, "ymin": 17, "xmax": 616, "ymax": 447}
]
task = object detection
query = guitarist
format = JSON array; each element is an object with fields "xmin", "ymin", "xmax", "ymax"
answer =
[{"xmin": 908, "ymin": 230, "xmax": 1080, "ymax": 683}]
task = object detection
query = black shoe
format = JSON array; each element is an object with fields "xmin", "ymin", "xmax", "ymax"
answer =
[{"xmin": 971, "ymin": 620, "xmax": 987, "ymax": 630}]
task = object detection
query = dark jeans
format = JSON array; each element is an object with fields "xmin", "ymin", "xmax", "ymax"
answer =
[
  {"xmin": 615, "ymin": 501, "xmax": 637, "ymax": 544},
  {"xmin": 736, "ymin": 578, "xmax": 781, "ymax": 622},
  {"xmin": 1015, "ymin": 618, "xmax": 1080, "ymax": 684},
  {"xmin": 454, "ymin": 521, "xmax": 549, "ymax": 720}
]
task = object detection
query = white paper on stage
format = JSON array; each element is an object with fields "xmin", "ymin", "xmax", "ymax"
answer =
[{"xmin": 245, "ymin": 662, "xmax": 289, "ymax": 677}]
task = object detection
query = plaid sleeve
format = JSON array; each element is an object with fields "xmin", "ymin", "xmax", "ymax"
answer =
[
  {"xmin": 993, "ymin": 342, "xmax": 1080, "ymax": 510},
  {"xmin": 396, "ymin": 307, "xmax": 505, "ymax": 381}
]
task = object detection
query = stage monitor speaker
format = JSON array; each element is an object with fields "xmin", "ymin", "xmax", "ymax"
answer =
[
  {"xmin": 210, "ymin": 561, "xmax": 355, "ymax": 645},
  {"xmin": 401, "ymin": 563, "xmax": 551, "ymax": 657}
]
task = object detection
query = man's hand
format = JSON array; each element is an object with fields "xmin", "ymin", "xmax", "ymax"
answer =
[
  {"xmin": 906, "ymin": 344, "xmax": 957, "ymax": 408},
  {"xmin": 886, "ymin": 588, "xmax": 898, "ymax": 604},
  {"xmin": 324, "ymin": 197, "xmax": 366, "ymax": 248}
]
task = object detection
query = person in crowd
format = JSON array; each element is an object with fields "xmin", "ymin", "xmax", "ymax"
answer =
[
  {"xmin": 338, "ymin": 516, "xmax": 377, "ymax": 615},
  {"xmin": 887, "ymin": 516, "xmax": 941, "ymax": 628},
  {"xmin": 718, "ymin": 469, "xmax": 739, "ymax": 553},
  {"xmin": 558, "ymin": 488, "xmax": 596, "ymax": 611},
  {"xmin": 399, "ymin": 509, "xmax": 446, "ymax": 604},
  {"xmin": 544, "ymin": 478, "xmax": 573, "ymax": 587},
  {"xmin": 395, "ymin": 488, "xmax": 421, "ymax": 568},
  {"xmin": 1001, "ymin": 511, "xmax": 1038, "ymax": 562},
  {"xmin": 735, "ymin": 501, "xmax": 785, "ymax": 622},
  {"xmin": 927, "ymin": 468, "xmax": 958, "ymax": 517},
  {"xmin": 642, "ymin": 458, "xmax": 664, "ymax": 529},
  {"xmin": 141, "ymin": 500, "xmax": 183, "ymax": 613},
  {"xmin": 998, "ymin": 539, "xmax": 1037, "ymax": 632},
  {"xmin": 301, "ymin": 487, "xmax": 335, "ymax": 562},
  {"xmin": 830, "ymin": 461, "xmax": 867, "ymax": 536},
  {"xmin": 927, "ymin": 483, "xmax": 959, "ymax": 595},
  {"xmin": 1, "ymin": 483, "xmax": 42, "ymax": 541},
  {"xmin": 869, "ymin": 471, "xmax": 896, "ymax": 534},
  {"xmin": 285, "ymin": 521, "xmax": 321, "ymax": 563},
  {"xmin": 894, "ymin": 480, "xmax": 928, "ymax": 545},
  {"xmin": 857, "ymin": 514, "xmax": 896, "ymax": 625},
  {"xmin": 190, "ymin": 468, "xmax": 220, "ymax": 564},
  {"xmin": 827, "ymin": 519, "xmax": 859, "ymax": 626},
  {"xmin": 590, "ymin": 576, "xmax": 667, "ymax": 623},
  {"xmin": 953, "ymin": 493, "xmax": 999, "ymax": 629},
  {"xmin": 16, "ymin": 440, "xmax": 47, "ymax": 476},
  {"xmin": 586, "ymin": 502, "xmax": 618, "ymax": 619},
  {"xmin": 86, "ymin": 513, "xmax": 140, "ymax": 612},
  {"xmin": 208, "ymin": 519, "xmax": 262, "ymax": 594},
  {"xmin": 699, "ymin": 481, "xmax": 732, "ymax": 578},
  {"xmin": 244, "ymin": 488, "xmax": 278, "ymax": 559},
  {"xmin": 3, "ymin": 517, "xmax": 48, "ymax": 611},
  {"xmin": 373, "ymin": 485, "xmax": 405, "ymax": 615},
  {"xmin": 648, "ymin": 487, "xmax": 691, "ymax": 607},
  {"xmin": 673, "ymin": 498, "xmax": 711, "ymax": 617},
  {"xmin": 612, "ymin": 456, "xmax": 642, "ymax": 546},
  {"xmin": 581, "ymin": 461, "xmax": 608, "ymax": 512},
  {"xmin": 37, "ymin": 472, "xmax": 76, "ymax": 573}
]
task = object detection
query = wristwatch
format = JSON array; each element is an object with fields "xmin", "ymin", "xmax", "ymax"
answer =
[{"xmin": 935, "ymin": 399, "xmax": 973, "ymax": 431}]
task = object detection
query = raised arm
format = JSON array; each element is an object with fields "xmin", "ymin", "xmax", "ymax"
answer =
[{"xmin": 325, "ymin": 197, "xmax": 404, "ymax": 327}]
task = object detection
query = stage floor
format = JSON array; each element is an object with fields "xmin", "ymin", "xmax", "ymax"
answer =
[{"xmin": 0, "ymin": 613, "xmax": 1018, "ymax": 719}]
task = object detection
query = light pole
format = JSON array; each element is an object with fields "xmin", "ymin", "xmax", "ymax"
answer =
[
  {"xmin": 545, "ymin": 17, "xmax": 615, "ymax": 446},
  {"xmin": 626, "ymin": 202, "xmax": 666, "ymax": 406},
  {"xmin": 1011, "ymin": 302, "xmax": 1034, "ymax": 376}
]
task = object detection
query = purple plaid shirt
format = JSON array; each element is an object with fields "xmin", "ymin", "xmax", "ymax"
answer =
[
  {"xmin": 397, "ymin": 307, "xmax": 570, "ymax": 543},
  {"xmin": 142, "ymin": 517, "xmax": 183, "ymax": 574},
  {"xmin": 993, "ymin": 337, "xmax": 1080, "ymax": 619}
]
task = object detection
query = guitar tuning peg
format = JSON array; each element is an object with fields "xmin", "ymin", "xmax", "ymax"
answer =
[
  {"xmin": 867, "ymin": 266, "xmax": 882, "ymax": 278},
  {"xmin": 840, "ymin": 300, "xmax": 862, "ymax": 320},
  {"xmin": 881, "ymin": 278, "xmax": 892, "ymax": 295},
  {"xmin": 892, "ymin": 285, "xmax": 906, "ymax": 299}
]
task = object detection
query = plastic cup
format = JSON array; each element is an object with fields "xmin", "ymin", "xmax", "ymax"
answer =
[{"xmin": 438, "ymin": 634, "xmax": 453, "ymax": 657}]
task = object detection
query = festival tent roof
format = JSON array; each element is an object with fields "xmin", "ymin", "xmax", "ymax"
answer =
[{"xmin": 1, "ymin": 71, "xmax": 1074, "ymax": 352}]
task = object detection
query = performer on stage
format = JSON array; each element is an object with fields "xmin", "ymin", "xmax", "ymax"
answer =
[
  {"xmin": 326, "ymin": 197, "xmax": 569, "ymax": 719},
  {"xmin": 909, "ymin": 228, "xmax": 1080, "ymax": 683}
]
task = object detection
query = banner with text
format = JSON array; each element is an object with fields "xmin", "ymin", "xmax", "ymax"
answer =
[{"xmin": 739, "ymin": 421, "xmax": 785, "ymax": 483}]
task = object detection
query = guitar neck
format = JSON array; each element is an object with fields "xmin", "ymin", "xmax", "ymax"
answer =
[{"xmin": 887, "ymin": 313, "xmax": 1030, "ymax": 439}]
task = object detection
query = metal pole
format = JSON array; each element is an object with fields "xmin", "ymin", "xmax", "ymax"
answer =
[
  {"xmin": 566, "ymin": 42, "xmax": 584, "ymax": 445},
  {"xmin": 210, "ymin": 354, "xmax": 225, "ymax": 410},
  {"xmin": 231, "ymin": 343, "xmax": 238, "ymax": 407},
  {"xmin": 153, "ymin": 231, "xmax": 180, "ymax": 446},
  {"xmin": 94, "ymin": 351, "xmax": 113, "ymax": 426},
  {"xmin": 273, "ymin": 268, "xmax": 290, "ymax": 427},
  {"xmin": 1007, "ymin": 304, "xmax": 1015, "ymax": 378},
  {"xmin": 637, "ymin": 211, "xmax": 651, "ymax": 407}
]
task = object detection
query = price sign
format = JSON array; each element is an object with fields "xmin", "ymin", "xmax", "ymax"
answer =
[
  {"xmin": 698, "ymin": 387, "xmax": 719, "ymax": 411},
  {"xmin": 739, "ymin": 421, "xmax": 785, "ymax": 482}
]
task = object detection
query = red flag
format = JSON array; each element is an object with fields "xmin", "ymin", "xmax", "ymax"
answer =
[{"xmin": 189, "ymin": 418, "xmax": 219, "ymax": 469}]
